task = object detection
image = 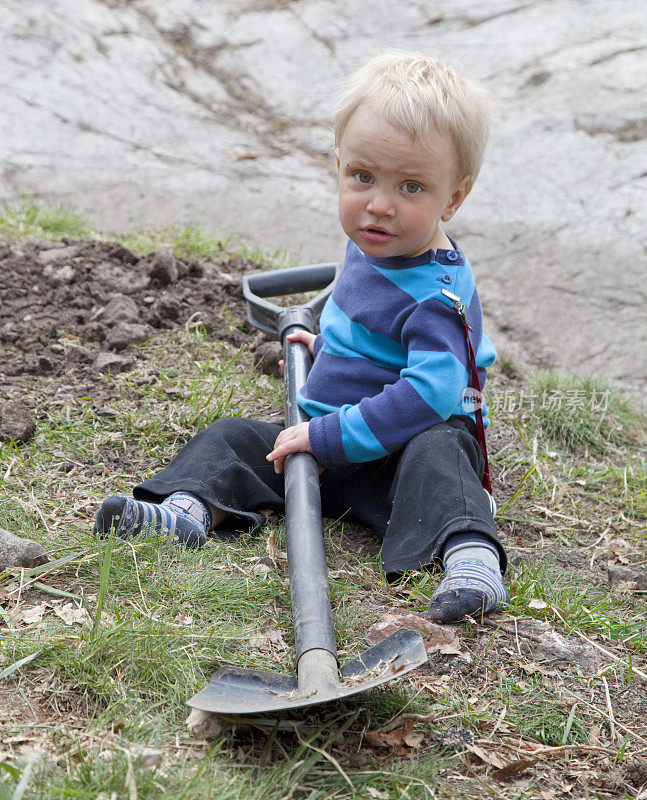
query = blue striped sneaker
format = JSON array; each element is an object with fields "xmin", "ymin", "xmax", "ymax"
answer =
[
  {"xmin": 427, "ymin": 560, "xmax": 510, "ymax": 623},
  {"xmin": 93, "ymin": 496, "xmax": 206, "ymax": 549}
]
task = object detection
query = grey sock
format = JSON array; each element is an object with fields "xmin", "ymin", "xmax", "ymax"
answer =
[
  {"xmin": 427, "ymin": 534, "xmax": 508, "ymax": 623},
  {"xmin": 445, "ymin": 542, "xmax": 500, "ymax": 572}
]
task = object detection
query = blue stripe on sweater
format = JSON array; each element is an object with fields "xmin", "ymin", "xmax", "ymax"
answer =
[
  {"xmin": 374, "ymin": 261, "xmax": 471, "ymax": 305},
  {"xmin": 402, "ymin": 350, "xmax": 469, "ymax": 419},
  {"xmin": 308, "ymin": 411, "xmax": 347, "ymax": 466},
  {"xmin": 320, "ymin": 298, "xmax": 406, "ymax": 369},
  {"xmin": 339, "ymin": 404, "xmax": 389, "ymax": 461}
]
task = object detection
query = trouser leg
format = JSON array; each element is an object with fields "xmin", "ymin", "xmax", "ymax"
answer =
[
  {"xmin": 379, "ymin": 417, "xmax": 507, "ymax": 580},
  {"xmin": 133, "ymin": 417, "xmax": 285, "ymax": 534}
]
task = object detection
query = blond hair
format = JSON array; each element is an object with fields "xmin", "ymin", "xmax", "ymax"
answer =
[{"xmin": 332, "ymin": 50, "xmax": 490, "ymax": 180}]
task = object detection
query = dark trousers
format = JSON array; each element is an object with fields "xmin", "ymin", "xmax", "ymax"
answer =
[{"xmin": 134, "ymin": 415, "xmax": 506, "ymax": 580}]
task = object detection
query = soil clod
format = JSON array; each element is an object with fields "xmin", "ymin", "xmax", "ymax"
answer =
[{"xmin": 0, "ymin": 400, "xmax": 36, "ymax": 444}]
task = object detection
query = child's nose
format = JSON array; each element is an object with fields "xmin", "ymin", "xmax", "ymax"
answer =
[{"xmin": 367, "ymin": 190, "xmax": 395, "ymax": 217}]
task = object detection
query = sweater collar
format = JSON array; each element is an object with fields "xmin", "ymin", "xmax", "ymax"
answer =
[{"xmin": 365, "ymin": 236, "xmax": 466, "ymax": 269}]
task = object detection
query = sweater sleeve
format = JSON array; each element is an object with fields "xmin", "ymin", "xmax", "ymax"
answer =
[{"xmin": 308, "ymin": 296, "xmax": 483, "ymax": 467}]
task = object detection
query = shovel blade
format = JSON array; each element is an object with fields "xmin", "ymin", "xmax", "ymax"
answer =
[{"xmin": 187, "ymin": 629, "xmax": 427, "ymax": 715}]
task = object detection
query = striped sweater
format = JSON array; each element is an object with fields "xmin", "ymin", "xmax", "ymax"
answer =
[{"xmin": 298, "ymin": 240, "xmax": 496, "ymax": 468}]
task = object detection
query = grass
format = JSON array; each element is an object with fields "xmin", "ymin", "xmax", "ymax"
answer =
[
  {"xmin": 488, "ymin": 367, "xmax": 644, "ymax": 453},
  {"xmin": 509, "ymin": 562, "xmax": 647, "ymax": 649},
  {"xmin": 121, "ymin": 224, "xmax": 231, "ymax": 261},
  {"xmin": 2, "ymin": 347, "xmax": 643, "ymax": 796},
  {"xmin": 0, "ymin": 197, "xmax": 96, "ymax": 241},
  {"xmin": 1, "ymin": 204, "xmax": 646, "ymax": 798},
  {"xmin": 0, "ymin": 199, "xmax": 296, "ymax": 268}
]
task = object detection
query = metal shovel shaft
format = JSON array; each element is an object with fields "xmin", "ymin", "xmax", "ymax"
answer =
[
  {"xmin": 281, "ymin": 321, "xmax": 338, "ymax": 685},
  {"xmin": 186, "ymin": 264, "xmax": 428, "ymax": 715}
]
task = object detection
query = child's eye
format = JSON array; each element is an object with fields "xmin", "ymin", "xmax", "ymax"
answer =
[
  {"xmin": 402, "ymin": 181, "xmax": 422, "ymax": 194},
  {"xmin": 354, "ymin": 171, "xmax": 373, "ymax": 184}
]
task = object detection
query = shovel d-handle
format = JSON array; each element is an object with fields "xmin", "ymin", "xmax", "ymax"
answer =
[{"xmin": 242, "ymin": 262, "xmax": 339, "ymax": 339}]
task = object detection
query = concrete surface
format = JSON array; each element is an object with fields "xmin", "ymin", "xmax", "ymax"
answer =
[{"xmin": 1, "ymin": 0, "xmax": 646, "ymax": 404}]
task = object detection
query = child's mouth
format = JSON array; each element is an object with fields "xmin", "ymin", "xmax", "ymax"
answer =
[{"xmin": 361, "ymin": 227, "xmax": 395, "ymax": 243}]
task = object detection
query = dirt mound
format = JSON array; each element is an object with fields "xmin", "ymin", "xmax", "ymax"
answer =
[{"xmin": 0, "ymin": 239, "xmax": 261, "ymax": 401}]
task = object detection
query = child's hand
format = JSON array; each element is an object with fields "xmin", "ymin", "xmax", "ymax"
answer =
[
  {"xmin": 279, "ymin": 330, "xmax": 317, "ymax": 374},
  {"xmin": 266, "ymin": 422, "xmax": 314, "ymax": 474}
]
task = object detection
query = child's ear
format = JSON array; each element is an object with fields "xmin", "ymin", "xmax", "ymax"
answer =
[
  {"xmin": 441, "ymin": 176, "xmax": 473, "ymax": 222},
  {"xmin": 335, "ymin": 147, "xmax": 340, "ymax": 171}
]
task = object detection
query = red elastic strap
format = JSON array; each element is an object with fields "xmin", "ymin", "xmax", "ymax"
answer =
[{"xmin": 464, "ymin": 327, "xmax": 492, "ymax": 494}]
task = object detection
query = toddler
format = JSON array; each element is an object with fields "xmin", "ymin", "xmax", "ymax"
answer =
[{"xmin": 95, "ymin": 51, "xmax": 508, "ymax": 623}]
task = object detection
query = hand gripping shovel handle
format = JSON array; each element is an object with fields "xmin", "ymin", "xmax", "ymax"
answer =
[{"xmin": 243, "ymin": 263, "xmax": 341, "ymax": 692}]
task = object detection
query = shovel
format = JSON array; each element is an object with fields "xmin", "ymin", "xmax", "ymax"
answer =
[{"xmin": 187, "ymin": 263, "xmax": 427, "ymax": 714}]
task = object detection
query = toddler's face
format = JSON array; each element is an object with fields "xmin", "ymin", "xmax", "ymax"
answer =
[{"xmin": 336, "ymin": 104, "xmax": 471, "ymax": 259}]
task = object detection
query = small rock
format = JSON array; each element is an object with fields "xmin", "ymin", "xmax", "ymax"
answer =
[
  {"xmin": 103, "ymin": 295, "xmax": 139, "ymax": 327},
  {"xmin": 15, "ymin": 745, "xmax": 52, "ymax": 775},
  {"xmin": 66, "ymin": 346, "xmax": 92, "ymax": 366},
  {"xmin": 254, "ymin": 340, "xmax": 283, "ymax": 377},
  {"xmin": 49, "ymin": 343, "xmax": 65, "ymax": 354},
  {"xmin": 607, "ymin": 564, "xmax": 647, "ymax": 592},
  {"xmin": 130, "ymin": 745, "xmax": 164, "ymax": 769},
  {"xmin": 106, "ymin": 322, "xmax": 151, "ymax": 352},
  {"xmin": 518, "ymin": 620, "xmax": 604, "ymax": 670},
  {"xmin": 625, "ymin": 756, "xmax": 647, "ymax": 788},
  {"xmin": 186, "ymin": 708, "xmax": 223, "ymax": 739},
  {"xmin": 149, "ymin": 251, "xmax": 179, "ymax": 286},
  {"xmin": 0, "ymin": 243, "xmax": 13, "ymax": 260},
  {"xmin": 186, "ymin": 258, "xmax": 204, "ymax": 277},
  {"xmin": 92, "ymin": 262, "xmax": 149, "ymax": 294},
  {"xmin": 526, "ymin": 70, "xmax": 551, "ymax": 87},
  {"xmin": 0, "ymin": 527, "xmax": 48, "ymax": 569},
  {"xmin": 50, "ymin": 264, "xmax": 76, "ymax": 284},
  {"xmin": 37, "ymin": 244, "xmax": 82, "ymax": 265},
  {"xmin": 0, "ymin": 401, "xmax": 36, "ymax": 444},
  {"xmin": 94, "ymin": 352, "xmax": 134, "ymax": 374},
  {"xmin": 35, "ymin": 240, "xmax": 67, "ymax": 250}
]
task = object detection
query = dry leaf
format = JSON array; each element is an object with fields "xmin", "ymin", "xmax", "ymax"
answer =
[
  {"xmin": 364, "ymin": 718, "xmax": 419, "ymax": 751},
  {"xmin": 264, "ymin": 627, "xmax": 289, "ymax": 651},
  {"xmin": 493, "ymin": 758, "xmax": 538, "ymax": 780},
  {"xmin": 228, "ymin": 150, "xmax": 266, "ymax": 161},
  {"xmin": 435, "ymin": 641, "xmax": 464, "ymax": 656},
  {"xmin": 20, "ymin": 603, "xmax": 48, "ymax": 624},
  {"xmin": 529, "ymin": 598, "xmax": 548, "ymax": 610},
  {"xmin": 51, "ymin": 602, "xmax": 89, "ymax": 626},
  {"xmin": 364, "ymin": 726, "xmax": 409, "ymax": 749},
  {"xmin": 367, "ymin": 608, "xmax": 460, "ymax": 656},
  {"xmin": 465, "ymin": 744, "xmax": 506, "ymax": 769},
  {"xmin": 249, "ymin": 627, "xmax": 289, "ymax": 652},
  {"xmin": 266, "ymin": 529, "xmax": 280, "ymax": 565},
  {"xmin": 403, "ymin": 731, "xmax": 424, "ymax": 749}
]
